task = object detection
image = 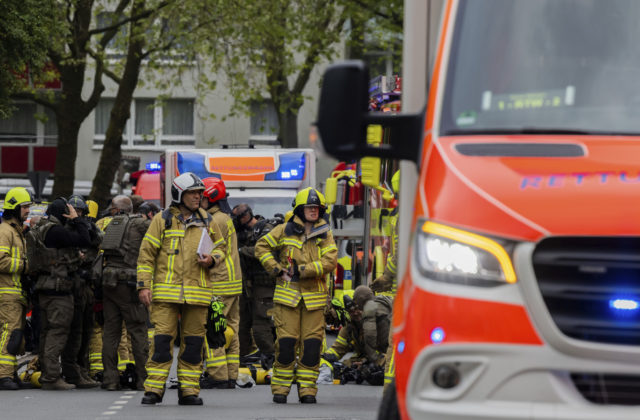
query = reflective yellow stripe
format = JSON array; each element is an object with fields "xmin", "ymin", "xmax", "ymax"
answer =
[
  {"xmin": 312, "ymin": 261, "xmax": 322, "ymax": 276},
  {"xmin": 259, "ymin": 253, "xmax": 274, "ymax": 264},
  {"xmin": 0, "ymin": 246, "xmax": 10, "ymax": 252},
  {"xmin": 320, "ymin": 244, "xmax": 337, "ymax": 256},
  {"xmin": 147, "ymin": 368, "xmax": 170, "ymax": 375},
  {"xmin": 262, "ymin": 234, "xmax": 277, "ymax": 248},
  {"xmin": 137, "ymin": 265, "xmax": 153, "ymax": 273},
  {"xmin": 145, "ymin": 379, "xmax": 167, "ymax": 387},
  {"xmin": 282, "ymin": 239, "xmax": 303, "ymax": 248},
  {"xmin": 143, "ymin": 233, "xmax": 161, "ymax": 248},
  {"xmin": 164, "ymin": 229, "xmax": 185, "ymax": 238}
]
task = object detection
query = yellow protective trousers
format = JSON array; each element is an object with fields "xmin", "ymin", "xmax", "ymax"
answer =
[
  {"xmin": 88, "ymin": 322, "xmax": 136, "ymax": 375},
  {"xmin": 384, "ymin": 327, "xmax": 395, "ymax": 389},
  {"xmin": 0, "ymin": 299, "xmax": 25, "ymax": 379},
  {"xmin": 271, "ymin": 302, "xmax": 324, "ymax": 398},
  {"xmin": 205, "ymin": 295, "xmax": 240, "ymax": 381},
  {"xmin": 144, "ymin": 302, "xmax": 207, "ymax": 397}
]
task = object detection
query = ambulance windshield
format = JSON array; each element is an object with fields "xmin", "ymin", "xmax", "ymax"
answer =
[{"xmin": 441, "ymin": 0, "xmax": 640, "ymax": 136}]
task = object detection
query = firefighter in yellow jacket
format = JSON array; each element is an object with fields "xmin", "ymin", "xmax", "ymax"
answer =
[
  {"xmin": 200, "ymin": 177, "xmax": 242, "ymax": 389},
  {"xmin": 137, "ymin": 172, "xmax": 226, "ymax": 406},
  {"xmin": 0, "ymin": 187, "xmax": 31, "ymax": 390},
  {"xmin": 255, "ymin": 187, "xmax": 337, "ymax": 404}
]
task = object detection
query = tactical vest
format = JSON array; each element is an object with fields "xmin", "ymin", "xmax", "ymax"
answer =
[
  {"xmin": 101, "ymin": 214, "xmax": 147, "ymax": 286},
  {"xmin": 28, "ymin": 217, "xmax": 82, "ymax": 293}
]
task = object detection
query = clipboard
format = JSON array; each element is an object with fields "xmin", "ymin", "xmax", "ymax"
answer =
[{"xmin": 197, "ymin": 228, "xmax": 215, "ymax": 258}]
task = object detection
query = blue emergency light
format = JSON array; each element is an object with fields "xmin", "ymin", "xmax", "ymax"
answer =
[
  {"xmin": 146, "ymin": 161, "xmax": 162, "ymax": 172},
  {"xmin": 265, "ymin": 152, "xmax": 306, "ymax": 181},
  {"xmin": 609, "ymin": 298, "xmax": 640, "ymax": 311},
  {"xmin": 430, "ymin": 327, "xmax": 445, "ymax": 344}
]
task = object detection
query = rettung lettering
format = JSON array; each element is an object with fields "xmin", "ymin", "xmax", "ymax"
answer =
[{"xmin": 521, "ymin": 171, "xmax": 640, "ymax": 189}]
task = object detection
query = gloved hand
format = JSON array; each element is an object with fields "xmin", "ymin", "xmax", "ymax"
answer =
[
  {"xmin": 206, "ymin": 300, "xmax": 227, "ymax": 349},
  {"xmin": 322, "ymin": 352, "xmax": 338, "ymax": 364},
  {"xmin": 370, "ymin": 276, "xmax": 385, "ymax": 292},
  {"xmin": 260, "ymin": 352, "xmax": 275, "ymax": 371}
]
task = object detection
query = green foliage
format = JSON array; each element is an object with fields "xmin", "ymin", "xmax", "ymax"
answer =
[{"xmin": 0, "ymin": 0, "xmax": 57, "ymax": 118}]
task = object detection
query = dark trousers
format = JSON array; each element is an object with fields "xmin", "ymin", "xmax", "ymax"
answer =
[
  {"xmin": 39, "ymin": 293, "xmax": 74, "ymax": 383},
  {"xmin": 102, "ymin": 283, "xmax": 149, "ymax": 387}
]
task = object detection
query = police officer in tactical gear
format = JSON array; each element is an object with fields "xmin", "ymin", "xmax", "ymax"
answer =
[
  {"xmin": 322, "ymin": 286, "xmax": 391, "ymax": 386},
  {"xmin": 101, "ymin": 195, "xmax": 150, "ymax": 391},
  {"xmin": 60, "ymin": 195, "xmax": 101, "ymax": 389},
  {"xmin": 255, "ymin": 187, "xmax": 338, "ymax": 404},
  {"xmin": 30, "ymin": 197, "xmax": 92, "ymax": 390},
  {"xmin": 138, "ymin": 201, "xmax": 160, "ymax": 220},
  {"xmin": 0, "ymin": 187, "xmax": 32, "ymax": 390},
  {"xmin": 233, "ymin": 204, "xmax": 278, "ymax": 370},
  {"xmin": 137, "ymin": 172, "xmax": 226, "ymax": 406}
]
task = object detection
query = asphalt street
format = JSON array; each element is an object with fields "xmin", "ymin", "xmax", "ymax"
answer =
[{"xmin": 0, "ymin": 383, "xmax": 382, "ymax": 420}]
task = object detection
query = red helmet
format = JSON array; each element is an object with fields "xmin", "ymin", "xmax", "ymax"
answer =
[{"xmin": 203, "ymin": 177, "xmax": 226, "ymax": 203}]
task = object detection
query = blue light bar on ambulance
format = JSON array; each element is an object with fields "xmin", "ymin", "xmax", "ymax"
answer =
[
  {"xmin": 265, "ymin": 152, "xmax": 306, "ymax": 181},
  {"xmin": 609, "ymin": 298, "xmax": 640, "ymax": 311},
  {"xmin": 146, "ymin": 161, "xmax": 162, "ymax": 172}
]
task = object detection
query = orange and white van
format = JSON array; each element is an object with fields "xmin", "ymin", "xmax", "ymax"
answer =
[
  {"xmin": 317, "ymin": 0, "xmax": 640, "ymax": 419},
  {"xmin": 161, "ymin": 149, "xmax": 315, "ymax": 218}
]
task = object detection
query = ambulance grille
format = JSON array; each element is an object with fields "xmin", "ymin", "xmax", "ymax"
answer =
[
  {"xmin": 533, "ymin": 237, "xmax": 640, "ymax": 346},
  {"xmin": 570, "ymin": 373, "xmax": 640, "ymax": 405}
]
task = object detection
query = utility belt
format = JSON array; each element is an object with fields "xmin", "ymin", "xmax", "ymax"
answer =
[
  {"xmin": 102, "ymin": 267, "xmax": 137, "ymax": 288},
  {"xmin": 34, "ymin": 274, "xmax": 76, "ymax": 295}
]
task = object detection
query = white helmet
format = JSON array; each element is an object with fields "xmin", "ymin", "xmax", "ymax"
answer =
[{"xmin": 171, "ymin": 172, "xmax": 205, "ymax": 204}]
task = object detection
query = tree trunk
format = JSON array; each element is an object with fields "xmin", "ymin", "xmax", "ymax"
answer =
[
  {"xmin": 89, "ymin": 0, "xmax": 146, "ymax": 209},
  {"xmin": 278, "ymin": 107, "xmax": 299, "ymax": 148},
  {"xmin": 51, "ymin": 116, "xmax": 82, "ymax": 198}
]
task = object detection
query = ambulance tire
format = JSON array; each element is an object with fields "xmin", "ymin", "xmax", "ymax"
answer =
[{"xmin": 377, "ymin": 380, "xmax": 399, "ymax": 420}]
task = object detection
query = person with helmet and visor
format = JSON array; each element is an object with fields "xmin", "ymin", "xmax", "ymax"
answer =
[
  {"xmin": 199, "ymin": 177, "xmax": 243, "ymax": 389},
  {"xmin": 0, "ymin": 187, "xmax": 32, "ymax": 390},
  {"xmin": 255, "ymin": 187, "xmax": 338, "ymax": 404},
  {"xmin": 137, "ymin": 172, "xmax": 226, "ymax": 406},
  {"xmin": 60, "ymin": 195, "xmax": 101, "ymax": 389}
]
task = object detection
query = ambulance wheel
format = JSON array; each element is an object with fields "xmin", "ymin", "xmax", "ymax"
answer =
[{"xmin": 377, "ymin": 380, "xmax": 399, "ymax": 420}]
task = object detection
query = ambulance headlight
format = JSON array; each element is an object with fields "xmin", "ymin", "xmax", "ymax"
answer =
[{"xmin": 416, "ymin": 221, "xmax": 516, "ymax": 286}]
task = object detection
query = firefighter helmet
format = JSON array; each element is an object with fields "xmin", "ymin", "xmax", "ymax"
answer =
[
  {"xmin": 203, "ymin": 177, "xmax": 227, "ymax": 204},
  {"xmin": 68, "ymin": 195, "xmax": 88, "ymax": 212},
  {"xmin": 171, "ymin": 172, "xmax": 205, "ymax": 204},
  {"xmin": 292, "ymin": 187, "xmax": 326, "ymax": 219},
  {"xmin": 86, "ymin": 200, "xmax": 99, "ymax": 219},
  {"xmin": 391, "ymin": 170, "xmax": 400, "ymax": 194},
  {"xmin": 3, "ymin": 187, "xmax": 32, "ymax": 210}
]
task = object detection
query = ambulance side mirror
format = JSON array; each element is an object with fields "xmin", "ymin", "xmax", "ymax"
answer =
[{"xmin": 316, "ymin": 61, "xmax": 423, "ymax": 164}]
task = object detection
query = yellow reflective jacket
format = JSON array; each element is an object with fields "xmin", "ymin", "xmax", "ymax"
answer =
[
  {"xmin": 136, "ymin": 207, "xmax": 226, "ymax": 306},
  {"xmin": 208, "ymin": 204, "xmax": 242, "ymax": 296},
  {"xmin": 0, "ymin": 218, "xmax": 27, "ymax": 305},
  {"xmin": 373, "ymin": 212, "xmax": 398, "ymax": 296},
  {"xmin": 255, "ymin": 216, "xmax": 337, "ymax": 310}
]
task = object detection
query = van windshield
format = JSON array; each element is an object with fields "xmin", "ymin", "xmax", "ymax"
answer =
[{"xmin": 441, "ymin": 0, "xmax": 640, "ymax": 136}]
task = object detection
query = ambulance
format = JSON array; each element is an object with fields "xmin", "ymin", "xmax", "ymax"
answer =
[
  {"xmin": 317, "ymin": 1, "xmax": 640, "ymax": 419},
  {"xmin": 160, "ymin": 149, "xmax": 316, "ymax": 218}
]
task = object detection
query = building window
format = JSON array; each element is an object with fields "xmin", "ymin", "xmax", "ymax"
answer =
[
  {"xmin": 250, "ymin": 100, "xmax": 279, "ymax": 140},
  {"xmin": 0, "ymin": 102, "xmax": 57, "ymax": 145},
  {"xmin": 94, "ymin": 98, "xmax": 195, "ymax": 149}
]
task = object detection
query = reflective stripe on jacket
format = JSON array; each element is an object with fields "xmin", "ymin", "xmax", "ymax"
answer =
[
  {"xmin": 255, "ymin": 216, "xmax": 337, "ymax": 310},
  {"xmin": 209, "ymin": 205, "xmax": 242, "ymax": 296},
  {"xmin": 0, "ymin": 219, "xmax": 27, "ymax": 304},
  {"xmin": 136, "ymin": 207, "xmax": 226, "ymax": 306}
]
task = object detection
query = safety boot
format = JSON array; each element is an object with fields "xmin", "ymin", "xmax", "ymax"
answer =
[
  {"xmin": 0, "ymin": 377, "xmax": 19, "ymax": 390},
  {"xmin": 178, "ymin": 394, "xmax": 203, "ymax": 406},
  {"xmin": 101, "ymin": 382, "xmax": 121, "ymax": 391},
  {"xmin": 300, "ymin": 395, "xmax": 317, "ymax": 404},
  {"xmin": 73, "ymin": 376, "xmax": 100, "ymax": 389},
  {"xmin": 273, "ymin": 394, "xmax": 287, "ymax": 404},
  {"xmin": 200, "ymin": 376, "xmax": 231, "ymax": 389},
  {"xmin": 41, "ymin": 378, "xmax": 76, "ymax": 390},
  {"xmin": 141, "ymin": 391, "xmax": 163, "ymax": 405}
]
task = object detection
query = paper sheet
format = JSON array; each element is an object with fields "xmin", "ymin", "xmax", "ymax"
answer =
[{"xmin": 197, "ymin": 228, "xmax": 215, "ymax": 258}]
